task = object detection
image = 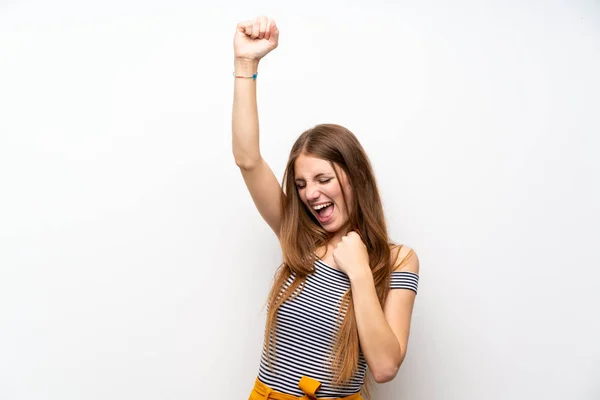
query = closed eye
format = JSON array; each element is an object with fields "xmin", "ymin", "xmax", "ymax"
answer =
[{"xmin": 295, "ymin": 177, "xmax": 333, "ymax": 189}]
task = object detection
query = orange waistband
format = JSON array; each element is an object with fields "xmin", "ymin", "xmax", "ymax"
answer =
[{"xmin": 251, "ymin": 377, "xmax": 363, "ymax": 400}]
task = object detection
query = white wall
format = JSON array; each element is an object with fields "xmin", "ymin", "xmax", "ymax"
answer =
[{"xmin": 1, "ymin": 1, "xmax": 599, "ymax": 399}]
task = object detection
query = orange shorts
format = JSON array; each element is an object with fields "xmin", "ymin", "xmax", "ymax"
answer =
[{"xmin": 248, "ymin": 376, "xmax": 363, "ymax": 400}]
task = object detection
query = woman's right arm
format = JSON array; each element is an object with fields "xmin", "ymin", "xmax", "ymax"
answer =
[{"xmin": 232, "ymin": 17, "xmax": 284, "ymax": 238}]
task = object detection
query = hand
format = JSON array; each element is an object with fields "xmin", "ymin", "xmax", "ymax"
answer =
[
  {"xmin": 332, "ymin": 231, "xmax": 371, "ymax": 279},
  {"xmin": 234, "ymin": 16, "xmax": 279, "ymax": 61}
]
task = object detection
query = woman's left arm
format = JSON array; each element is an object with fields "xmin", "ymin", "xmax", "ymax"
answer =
[{"xmin": 334, "ymin": 234, "xmax": 419, "ymax": 384}]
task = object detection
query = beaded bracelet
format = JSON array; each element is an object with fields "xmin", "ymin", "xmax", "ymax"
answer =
[{"xmin": 233, "ymin": 72, "xmax": 258, "ymax": 80}]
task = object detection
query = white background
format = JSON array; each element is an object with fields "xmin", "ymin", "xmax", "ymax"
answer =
[{"xmin": 1, "ymin": 1, "xmax": 599, "ymax": 399}]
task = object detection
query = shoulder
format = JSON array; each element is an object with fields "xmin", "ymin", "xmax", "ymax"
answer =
[{"xmin": 389, "ymin": 244, "xmax": 419, "ymax": 274}]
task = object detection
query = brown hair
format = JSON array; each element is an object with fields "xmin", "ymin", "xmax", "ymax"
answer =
[{"xmin": 263, "ymin": 124, "xmax": 402, "ymax": 394}]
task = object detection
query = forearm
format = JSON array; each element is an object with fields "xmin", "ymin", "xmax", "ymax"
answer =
[
  {"xmin": 349, "ymin": 267, "xmax": 403, "ymax": 382},
  {"xmin": 232, "ymin": 58, "xmax": 261, "ymax": 168}
]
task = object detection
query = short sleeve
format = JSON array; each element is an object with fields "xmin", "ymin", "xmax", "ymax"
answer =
[{"xmin": 390, "ymin": 271, "xmax": 419, "ymax": 294}]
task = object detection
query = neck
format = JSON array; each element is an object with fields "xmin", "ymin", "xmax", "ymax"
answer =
[{"xmin": 327, "ymin": 224, "xmax": 352, "ymax": 247}]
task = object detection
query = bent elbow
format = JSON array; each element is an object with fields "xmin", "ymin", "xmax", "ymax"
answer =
[
  {"xmin": 234, "ymin": 156, "xmax": 260, "ymax": 170},
  {"xmin": 371, "ymin": 348, "xmax": 406, "ymax": 383},
  {"xmin": 372, "ymin": 365, "xmax": 400, "ymax": 384}
]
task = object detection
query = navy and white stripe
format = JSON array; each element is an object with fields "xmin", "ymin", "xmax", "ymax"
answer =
[{"xmin": 257, "ymin": 259, "xmax": 419, "ymax": 398}]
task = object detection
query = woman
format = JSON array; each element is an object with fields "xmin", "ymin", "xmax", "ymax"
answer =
[{"xmin": 232, "ymin": 16, "xmax": 420, "ymax": 400}]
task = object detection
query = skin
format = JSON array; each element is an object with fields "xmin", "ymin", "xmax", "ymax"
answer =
[{"xmin": 233, "ymin": 15, "xmax": 419, "ymax": 384}]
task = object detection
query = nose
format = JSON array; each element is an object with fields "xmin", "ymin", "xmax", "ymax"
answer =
[{"xmin": 305, "ymin": 182, "xmax": 321, "ymax": 201}]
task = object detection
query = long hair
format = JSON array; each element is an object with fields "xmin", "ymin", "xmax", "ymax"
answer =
[{"xmin": 263, "ymin": 124, "xmax": 403, "ymax": 394}]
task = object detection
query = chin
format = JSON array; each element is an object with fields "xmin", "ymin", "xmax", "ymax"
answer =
[
  {"xmin": 322, "ymin": 219, "xmax": 348, "ymax": 234},
  {"xmin": 322, "ymin": 225, "xmax": 338, "ymax": 233}
]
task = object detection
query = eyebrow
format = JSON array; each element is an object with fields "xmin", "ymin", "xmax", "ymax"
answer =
[{"xmin": 294, "ymin": 173, "xmax": 331, "ymax": 181}]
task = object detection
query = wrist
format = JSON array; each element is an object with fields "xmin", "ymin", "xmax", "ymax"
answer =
[
  {"xmin": 234, "ymin": 58, "xmax": 259, "ymax": 75},
  {"xmin": 348, "ymin": 264, "xmax": 373, "ymax": 282}
]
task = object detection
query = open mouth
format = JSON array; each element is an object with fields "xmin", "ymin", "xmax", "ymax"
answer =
[{"xmin": 313, "ymin": 202, "xmax": 334, "ymax": 222}]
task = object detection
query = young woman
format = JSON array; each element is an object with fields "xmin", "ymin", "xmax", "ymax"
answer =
[{"xmin": 232, "ymin": 16, "xmax": 420, "ymax": 400}]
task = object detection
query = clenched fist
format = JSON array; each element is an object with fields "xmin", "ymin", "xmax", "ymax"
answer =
[
  {"xmin": 332, "ymin": 231, "xmax": 371, "ymax": 280},
  {"xmin": 234, "ymin": 16, "xmax": 279, "ymax": 61}
]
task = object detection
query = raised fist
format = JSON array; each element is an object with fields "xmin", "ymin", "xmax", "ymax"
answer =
[{"xmin": 234, "ymin": 16, "xmax": 279, "ymax": 61}]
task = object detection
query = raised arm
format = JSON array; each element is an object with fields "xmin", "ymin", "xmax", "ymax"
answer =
[{"xmin": 232, "ymin": 16, "xmax": 284, "ymax": 238}]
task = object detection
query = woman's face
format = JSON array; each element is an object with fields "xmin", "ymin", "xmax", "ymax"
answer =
[{"xmin": 294, "ymin": 153, "xmax": 353, "ymax": 233}]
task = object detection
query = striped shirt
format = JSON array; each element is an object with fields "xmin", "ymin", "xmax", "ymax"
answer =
[{"xmin": 257, "ymin": 258, "xmax": 419, "ymax": 398}]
